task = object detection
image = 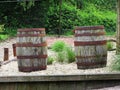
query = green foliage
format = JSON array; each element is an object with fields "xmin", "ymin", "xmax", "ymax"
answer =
[
  {"xmin": 47, "ymin": 56, "xmax": 55, "ymax": 65},
  {"xmin": 107, "ymin": 42, "xmax": 114, "ymax": 51},
  {"xmin": 51, "ymin": 40, "xmax": 75, "ymax": 63},
  {"xmin": 65, "ymin": 46, "xmax": 75, "ymax": 63},
  {"xmin": 106, "ymin": 31, "xmax": 116, "ymax": 36},
  {"xmin": 51, "ymin": 41, "xmax": 66, "ymax": 52},
  {"xmin": 47, "ymin": 1, "xmax": 116, "ymax": 34},
  {"xmin": 4, "ymin": 28, "xmax": 17, "ymax": 37},
  {"xmin": 20, "ymin": 0, "xmax": 35, "ymax": 11},
  {"xmin": 111, "ymin": 55, "xmax": 120, "ymax": 71},
  {"xmin": 47, "ymin": 2, "xmax": 78, "ymax": 34},
  {"xmin": 0, "ymin": 35, "xmax": 8, "ymax": 41},
  {"xmin": 0, "ymin": 0, "xmax": 117, "ymax": 35},
  {"xmin": 77, "ymin": 4, "xmax": 116, "ymax": 32},
  {"xmin": 0, "ymin": 25, "xmax": 4, "ymax": 32},
  {"xmin": 57, "ymin": 52, "xmax": 66, "ymax": 63}
]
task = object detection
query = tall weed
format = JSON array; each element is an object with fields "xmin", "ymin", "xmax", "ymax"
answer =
[{"xmin": 51, "ymin": 40, "xmax": 75, "ymax": 63}]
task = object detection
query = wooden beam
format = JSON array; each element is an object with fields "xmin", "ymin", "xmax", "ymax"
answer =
[
  {"xmin": 0, "ymin": 73, "xmax": 120, "ymax": 82},
  {"xmin": 116, "ymin": 0, "xmax": 120, "ymax": 54}
]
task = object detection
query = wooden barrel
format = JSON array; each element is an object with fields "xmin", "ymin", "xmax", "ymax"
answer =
[
  {"xmin": 74, "ymin": 26, "xmax": 107, "ymax": 69},
  {"xmin": 16, "ymin": 28, "xmax": 47, "ymax": 72}
]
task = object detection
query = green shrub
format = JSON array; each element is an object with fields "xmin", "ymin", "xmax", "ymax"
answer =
[
  {"xmin": 0, "ymin": 1, "xmax": 116, "ymax": 35},
  {"xmin": 65, "ymin": 46, "xmax": 75, "ymax": 63},
  {"xmin": 0, "ymin": 35, "xmax": 9, "ymax": 41},
  {"xmin": 0, "ymin": 25, "xmax": 4, "ymax": 32},
  {"xmin": 57, "ymin": 52, "xmax": 66, "ymax": 63},
  {"xmin": 107, "ymin": 42, "xmax": 114, "ymax": 51},
  {"xmin": 51, "ymin": 41, "xmax": 66, "ymax": 52},
  {"xmin": 47, "ymin": 56, "xmax": 55, "ymax": 65},
  {"xmin": 4, "ymin": 28, "xmax": 17, "ymax": 37},
  {"xmin": 111, "ymin": 55, "xmax": 120, "ymax": 71},
  {"xmin": 51, "ymin": 40, "xmax": 75, "ymax": 63}
]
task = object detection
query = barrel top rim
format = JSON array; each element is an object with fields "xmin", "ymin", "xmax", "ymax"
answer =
[
  {"xmin": 75, "ymin": 25, "xmax": 104, "ymax": 30},
  {"xmin": 18, "ymin": 28, "xmax": 45, "ymax": 32}
]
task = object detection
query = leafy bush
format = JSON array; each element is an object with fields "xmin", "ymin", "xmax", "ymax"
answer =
[
  {"xmin": 51, "ymin": 41, "xmax": 66, "ymax": 52},
  {"xmin": 47, "ymin": 56, "xmax": 55, "ymax": 65},
  {"xmin": 0, "ymin": 1, "xmax": 116, "ymax": 35},
  {"xmin": 0, "ymin": 35, "xmax": 8, "ymax": 41},
  {"xmin": 4, "ymin": 28, "xmax": 17, "ymax": 37},
  {"xmin": 47, "ymin": 2, "xmax": 116, "ymax": 34},
  {"xmin": 0, "ymin": 25, "xmax": 4, "ymax": 32}
]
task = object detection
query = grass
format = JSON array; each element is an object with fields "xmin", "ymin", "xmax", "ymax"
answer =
[
  {"xmin": 57, "ymin": 52, "xmax": 66, "ymax": 63},
  {"xmin": 107, "ymin": 42, "xmax": 114, "ymax": 51},
  {"xmin": 51, "ymin": 40, "xmax": 75, "ymax": 63},
  {"xmin": 111, "ymin": 54, "xmax": 120, "ymax": 71},
  {"xmin": 106, "ymin": 31, "xmax": 116, "ymax": 36},
  {"xmin": 65, "ymin": 46, "xmax": 75, "ymax": 63},
  {"xmin": 47, "ymin": 56, "xmax": 55, "ymax": 65},
  {"xmin": 51, "ymin": 41, "xmax": 66, "ymax": 52}
]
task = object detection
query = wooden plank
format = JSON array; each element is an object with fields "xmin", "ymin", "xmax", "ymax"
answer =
[
  {"xmin": 0, "ymin": 83, "xmax": 17, "ymax": 90},
  {"xmin": 17, "ymin": 83, "xmax": 27, "ymax": 90},
  {"xmin": 49, "ymin": 81, "xmax": 86, "ymax": 90},
  {"xmin": 0, "ymin": 73, "xmax": 120, "ymax": 82}
]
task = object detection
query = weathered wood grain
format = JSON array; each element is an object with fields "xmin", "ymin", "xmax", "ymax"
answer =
[
  {"xmin": 16, "ymin": 28, "xmax": 47, "ymax": 72},
  {"xmin": 12, "ymin": 44, "xmax": 16, "ymax": 57},
  {"xmin": 74, "ymin": 26, "xmax": 107, "ymax": 69},
  {"xmin": 4, "ymin": 48, "xmax": 9, "ymax": 61},
  {"xmin": 0, "ymin": 74, "xmax": 120, "ymax": 90}
]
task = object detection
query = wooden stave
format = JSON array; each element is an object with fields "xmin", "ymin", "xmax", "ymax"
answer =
[
  {"xmin": 18, "ymin": 66, "xmax": 47, "ymax": 72},
  {"xmin": 74, "ymin": 46, "xmax": 107, "ymax": 68},
  {"xmin": 75, "ymin": 25, "xmax": 104, "ymax": 30},
  {"xmin": 76, "ymin": 57, "xmax": 107, "ymax": 69}
]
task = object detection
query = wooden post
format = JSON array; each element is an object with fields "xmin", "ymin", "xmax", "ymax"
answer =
[
  {"xmin": 116, "ymin": 0, "xmax": 120, "ymax": 54},
  {"xmin": 12, "ymin": 44, "xmax": 16, "ymax": 57},
  {"xmin": 4, "ymin": 48, "xmax": 9, "ymax": 61}
]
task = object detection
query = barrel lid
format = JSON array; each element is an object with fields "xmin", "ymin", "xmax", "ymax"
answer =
[
  {"xmin": 18, "ymin": 28, "xmax": 45, "ymax": 32},
  {"xmin": 75, "ymin": 26, "xmax": 104, "ymax": 30}
]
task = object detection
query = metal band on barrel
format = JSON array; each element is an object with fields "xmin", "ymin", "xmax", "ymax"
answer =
[
  {"xmin": 18, "ymin": 28, "xmax": 45, "ymax": 32},
  {"xmin": 75, "ymin": 26, "xmax": 104, "ymax": 30},
  {"xmin": 16, "ymin": 42, "xmax": 47, "ymax": 47},
  {"xmin": 77, "ymin": 61, "xmax": 106, "ymax": 66},
  {"xmin": 17, "ymin": 55, "xmax": 47, "ymax": 59},
  {"xmin": 74, "ymin": 32, "xmax": 105, "ymax": 37},
  {"xmin": 19, "ymin": 66, "xmax": 46, "ymax": 72},
  {"xmin": 76, "ymin": 54, "xmax": 107, "ymax": 59},
  {"xmin": 17, "ymin": 34, "xmax": 46, "ymax": 37},
  {"xmin": 74, "ymin": 40, "xmax": 107, "ymax": 46}
]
